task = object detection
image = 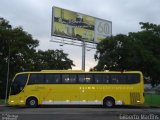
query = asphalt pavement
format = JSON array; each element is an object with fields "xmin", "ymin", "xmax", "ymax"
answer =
[{"xmin": 0, "ymin": 105, "xmax": 160, "ymax": 120}]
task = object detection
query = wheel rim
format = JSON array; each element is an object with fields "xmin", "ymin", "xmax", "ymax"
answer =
[
  {"xmin": 30, "ymin": 100, "xmax": 36, "ymax": 106},
  {"xmin": 106, "ymin": 100, "xmax": 113, "ymax": 107}
]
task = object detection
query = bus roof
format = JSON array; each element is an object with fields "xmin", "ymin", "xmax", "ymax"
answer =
[
  {"xmin": 41, "ymin": 70, "xmax": 84, "ymax": 72},
  {"xmin": 16, "ymin": 70, "xmax": 143, "ymax": 75}
]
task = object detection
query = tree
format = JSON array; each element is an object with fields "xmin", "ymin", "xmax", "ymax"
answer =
[
  {"xmin": 0, "ymin": 18, "xmax": 75, "ymax": 99},
  {"xmin": 94, "ymin": 34, "xmax": 130, "ymax": 71},
  {"xmin": 0, "ymin": 18, "xmax": 39, "ymax": 98},
  {"xmin": 32, "ymin": 49, "xmax": 75, "ymax": 70},
  {"xmin": 94, "ymin": 22, "xmax": 160, "ymax": 86}
]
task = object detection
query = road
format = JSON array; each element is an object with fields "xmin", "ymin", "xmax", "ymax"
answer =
[{"xmin": 0, "ymin": 105, "xmax": 160, "ymax": 120}]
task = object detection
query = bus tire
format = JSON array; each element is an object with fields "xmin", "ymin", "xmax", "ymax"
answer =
[
  {"xmin": 26, "ymin": 97, "xmax": 38, "ymax": 108},
  {"xmin": 103, "ymin": 97, "xmax": 115, "ymax": 108}
]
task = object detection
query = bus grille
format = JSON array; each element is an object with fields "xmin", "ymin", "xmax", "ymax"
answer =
[{"xmin": 130, "ymin": 92, "xmax": 140, "ymax": 104}]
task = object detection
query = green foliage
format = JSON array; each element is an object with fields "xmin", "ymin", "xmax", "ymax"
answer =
[
  {"xmin": 0, "ymin": 99, "xmax": 5, "ymax": 105},
  {"xmin": 0, "ymin": 18, "xmax": 39, "ymax": 99},
  {"xmin": 32, "ymin": 49, "xmax": 74, "ymax": 70},
  {"xmin": 94, "ymin": 22, "xmax": 160, "ymax": 86},
  {"xmin": 0, "ymin": 18, "xmax": 74, "ymax": 99}
]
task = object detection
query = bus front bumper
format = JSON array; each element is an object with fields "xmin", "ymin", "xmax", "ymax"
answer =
[{"xmin": 8, "ymin": 97, "xmax": 26, "ymax": 106}]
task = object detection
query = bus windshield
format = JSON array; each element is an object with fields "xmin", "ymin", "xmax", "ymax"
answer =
[{"xmin": 10, "ymin": 74, "xmax": 28, "ymax": 95}]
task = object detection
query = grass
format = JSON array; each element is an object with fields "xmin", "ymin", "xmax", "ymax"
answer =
[
  {"xmin": 0, "ymin": 99, "xmax": 5, "ymax": 105},
  {"xmin": 144, "ymin": 94, "xmax": 160, "ymax": 106}
]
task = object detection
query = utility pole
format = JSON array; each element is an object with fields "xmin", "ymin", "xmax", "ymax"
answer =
[
  {"xmin": 82, "ymin": 40, "xmax": 85, "ymax": 71},
  {"xmin": 5, "ymin": 41, "xmax": 10, "ymax": 104}
]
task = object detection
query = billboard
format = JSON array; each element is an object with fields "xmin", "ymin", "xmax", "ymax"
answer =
[{"xmin": 51, "ymin": 6, "xmax": 112, "ymax": 43}]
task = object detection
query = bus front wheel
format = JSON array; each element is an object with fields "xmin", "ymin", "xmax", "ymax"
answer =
[
  {"xmin": 26, "ymin": 97, "xmax": 38, "ymax": 108},
  {"xmin": 103, "ymin": 97, "xmax": 115, "ymax": 108}
]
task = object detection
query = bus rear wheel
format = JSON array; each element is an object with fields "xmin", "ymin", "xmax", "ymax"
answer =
[
  {"xmin": 26, "ymin": 97, "xmax": 38, "ymax": 108},
  {"xmin": 103, "ymin": 97, "xmax": 115, "ymax": 108}
]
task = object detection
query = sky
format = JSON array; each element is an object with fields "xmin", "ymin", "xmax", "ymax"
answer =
[{"xmin": 0, "ymin": 0, "xmax": 160, "ymax": 71}]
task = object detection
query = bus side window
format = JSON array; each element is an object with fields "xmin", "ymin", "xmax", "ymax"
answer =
[
  {"xmin": 110, "ymin": 75, "xmax": 127, "ymax": 84},
  {"xmin": 118, "ymin": 75, "xmax": 127, "ymax": 84},
  {"xmin": 103, "ymin": 74, "xmax": 110, "ymax": 83},
  {"xmin": 94, "ymin": 75, "xmax": 102, "ymax": 83},
  {"xmin": 69, "ymin": 74, "xmax": 77, "ymax": 83},
  {"xmin": 28, "ymin": 74, "xmax": 44, "ymax": 84},
  {"xmin": 127, "ymin": 74, "xmax": 140, "ymax": 84},
  {"xmin": 62, "ymin": 74, "xmax": 77, "ymax": 84},
  {"xmin": 62, "ymin": 74, "xmax": 70, "ymax": 83},
  {"xmin": 45, "ymin": 74, "xmax": 60, "ymax": 84},
  {"xmin": 111, "ymin": 75, "xmax": 119, "ymax": 84},
  {"xmin": 85, "ymin": 74, "xmax": 93, "ymax": 83},
  {"xmin": 28, "ymin": 74, "xmax": 36, "ymax": 84},
  {"xmin": 94, "ymin": 74, "xmax": 110, "ymax": 84},
  {"xmin": 78, "ymin": 74, "xmax": 85, "ymax": 83}
]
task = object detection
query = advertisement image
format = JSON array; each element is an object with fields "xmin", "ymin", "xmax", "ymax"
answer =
[{"xmin": 52, "ymin": 7, "xmax": 112, "ymax": 43}]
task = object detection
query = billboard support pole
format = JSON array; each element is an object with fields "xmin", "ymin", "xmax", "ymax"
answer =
[{"xmin": 82, "ymin": 40, "xmax": 85, "ymax": 71}]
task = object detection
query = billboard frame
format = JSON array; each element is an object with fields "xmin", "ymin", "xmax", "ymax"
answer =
[{"xmin": 51, "ymin": 6, "xmax": 112, "ymax": 44}]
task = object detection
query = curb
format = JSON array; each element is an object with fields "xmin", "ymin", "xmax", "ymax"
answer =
[{"xmin": 0, "ymin": 105, "xmax": 7, "ymax": 107}]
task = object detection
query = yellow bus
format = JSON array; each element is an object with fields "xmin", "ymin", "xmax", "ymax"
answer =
[{"xmin": 8, "ymin": 70, "xmax": 144, "ymax": 108}]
